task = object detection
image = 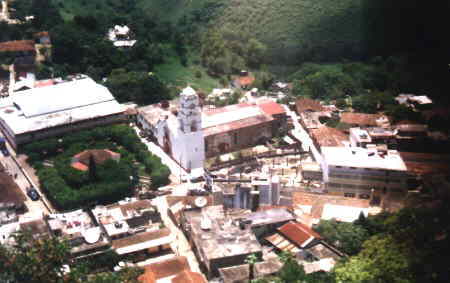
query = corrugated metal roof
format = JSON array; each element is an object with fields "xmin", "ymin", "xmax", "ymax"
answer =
[
  {"xmin": 265, "ymin": 233, "xmax": 300, "ymax": 253},
  {"xmin": 12, "ymin": 78, "xmax": 116, "ymax": 118}
]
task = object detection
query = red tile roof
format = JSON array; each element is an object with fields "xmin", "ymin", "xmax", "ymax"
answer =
[
  {"xmin": 278, "ymin": 221, "xmax": 322, "ymax": 248},
  {"xmin": 310, "ymin": 126, "xmax": 348, "ymax": 147},
  {"xmin": 34, "ymin": 31, "xmax": 50, "ymax": 38},
  {"xmin": 0, "ymin": 40, "xmax": 35, "ymax": 52},
  {"xmin": 238, "ymin": 76, "xmax": 255, "ymax": 86},
  {"xmin": 171, "ymin": 271, "xmax": 207, "ymax": 283},
  {"xmin": 138, "ymin": 269, "xmax": 156, "ymax": 283},
  {"xmin": 296, "ymin": 98, "xmax": 325, "ymax": 113},
  {"xmin": 141, "ymin": 256, "xmax": 190, "ymax": 280},
  {"xmin": 258, "ymin": 101, "xmax": 285, "ymax": 116},
  {"xmin": 71, "ymin": 149, "xmax": 120, "ymax": 171},
  {"xmin": 340, "ymin": 112, "xmax": 384, "ymax": 126},
  {"xmin": 203, "ymin": 114, "xmax": 273, "ymax": 137},
  {"xmin": 71, "ymin": 162, "xmax": 88, "ymax": 171}
]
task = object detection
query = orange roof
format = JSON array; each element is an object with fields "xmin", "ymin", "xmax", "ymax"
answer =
[
  {"xmin": 258, "ymin": 101, "xmax": 285, "ymax": 116},
  {"xmin": 138, "ymin": 269, "xmax": 156, "ymax": 283},
  {"xmin": 311, "ymin": 126, "xmax": 348, "ymax": 147},
  {"xmin": 296, "ymin": 98, "xmax": 325, "ymax": 113},
  {"xmin": 71, "ymin": 162, "xmax": 88, "ymax": 171},
  {"xmin": 34, "ymin": 31, "xmax": 50, "ymax": 38},
  {"xmin": 278, "ymin": 221, "xmax": 322, "ymax": 248},
  {"xmin": 238, "ymin": 76, "xmax": 255, "ymax": 86},
  {"xmin": 340, "ymin": 112, "xmax": 385, "ymax": 126},
  {"xmin": 34, "ymin": 79, "xmax": 54, "ymax": 88},
  {"xmin": 171, "ymin": 271, "xmax": 207, "ymax": 283},
  {"xmin": 141, "ymin": 256, "xmax": 190, "ymax": 280},
  {"xmin": 72, "ymin": 149, "xmax": 120, "ymax": 169},
  {"xmin": 0, "ymin": 40, "xmax": 35, "ymax": 52}
]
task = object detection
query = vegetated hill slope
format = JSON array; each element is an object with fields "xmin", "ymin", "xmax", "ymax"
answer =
[
  {"xmin": 214, "ymin": 0, "xmax": 364, "ymax": 64},
  {"xmin": 53, "ymin": 0, "xmax": 365, "ymax": 65},
  {"xmin": 144, "ymin": 0, "xmax": 365, "ymax": 64}
]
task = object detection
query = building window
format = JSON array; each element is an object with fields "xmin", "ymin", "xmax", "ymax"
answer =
[
  {"xmin": 205, "ymin": 140, "xmax": 209, "ymax": 152},
  {"xmin": 233, "ymin": 132, "xmax": 238, "ymax": 144}
]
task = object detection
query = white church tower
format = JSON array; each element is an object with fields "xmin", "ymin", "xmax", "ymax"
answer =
[{"xmin": 175, "ymin": 86, "xmax": 205, "ymax": 172}]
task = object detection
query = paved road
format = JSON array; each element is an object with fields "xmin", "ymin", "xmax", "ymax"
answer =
[
  {"xmin": 0, "ymin": 134, "xmax": 54, "ymax": 215},
  {"xmin": 132, "ymin": 126, "xmax": 188, "ymax": 183},
  {"xmin": 283, "ymin": 105, "xmax": 323, "ymax": 164},
  {"xmin": 152, "ymin": 195, "xmax": 202, "ymax": 274},
  {"xmin": 0, "ymin": 152, "xmax": 50, "ymax": 216}
]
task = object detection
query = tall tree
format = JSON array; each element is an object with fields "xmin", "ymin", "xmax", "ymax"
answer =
[{"xmin": 88, "ymin": 154, "xmax": 97, "ymax": 181}]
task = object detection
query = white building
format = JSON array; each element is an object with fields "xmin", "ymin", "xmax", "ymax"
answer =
[
  {"xmin": 321, "ymin": 146, "xmax": 409, "ymax": 198},
  {"xmin": 137, "ymin": 87, "xmax": 287, "ymax": 173},
  {"xmin": 0, "ymin": 76, "xmax": 125, "ymax": 149},
  {"xmin": 138, "ymin": 87, "xmax": 205, "ymax": 172},
  {"xmin": 107, "ymin": 25, "xmax": 137, "ymax": 47}
]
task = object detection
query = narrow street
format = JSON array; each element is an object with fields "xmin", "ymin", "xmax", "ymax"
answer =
[
  {"xmin": 0, "ymin": 152, "xmax": 51, "ymax": 216},
  {"xmin": 283, "ymin": 105, "xmax": 323, "ymax": 164},
  {"xmin": 0, "ymin": 134, "xmax": 54, "ymax": 215},
  {"xmin": 152, "ymin": 195, "xmax": 202, "ymax": 274},
  {"xmin": 132, "ymin": 126, "xmax": 188, "ymax": 183}
]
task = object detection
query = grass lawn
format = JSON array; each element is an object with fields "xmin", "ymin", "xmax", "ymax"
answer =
[{"xmin": 154, "ymin": 54, "xmax": 220, "ymax": 94}]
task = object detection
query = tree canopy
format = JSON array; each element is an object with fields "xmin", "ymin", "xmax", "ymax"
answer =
[{"xmin": 0, "ymin": 231, "xmax": 141, "ymax": 283}]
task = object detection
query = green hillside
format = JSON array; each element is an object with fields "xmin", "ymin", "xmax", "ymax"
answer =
[
  {"xmin": 214, "ymin": 0, "xmax": 364, "ymax": 64},
  {"xmin": 52, "ymin": 0, "xmax": 365, "ymax": 64}
]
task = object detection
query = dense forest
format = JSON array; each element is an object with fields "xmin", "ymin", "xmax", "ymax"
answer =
[{"xmin": 1, "ymin": 0, "xmax": 448, "ymax": 103}]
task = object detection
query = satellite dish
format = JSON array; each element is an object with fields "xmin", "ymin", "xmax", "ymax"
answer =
[
  {"xmin": 195, "ymin": 197, "xmax": 207, "ymax": 208},
  {"xmin": 82, "ymin": 228, "xmax": 101, "ymax": 244}
]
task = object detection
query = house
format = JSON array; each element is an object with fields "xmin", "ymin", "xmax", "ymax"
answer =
[
  {"xmin": 108, "ymin": 25, "xmax": 137, "ymax": 47},
  {"xmin": 292, "ymin": 192, "xmax": 370, "ymax": 223},
  {"xmin": 91, "ymin": 199, "xmax": 170, "ymax": 256},
  {"xmin": 321, "ymin": 146, "xmax": 408, "ymax": 201},
  {"xmin": 395, "ymin": 94, "xmax": 432, "ymax": 110},
  {"xmin": 0, "ymin": 215, "xmax": 51, "ymax": 245},
  {"xmin": 0, "ymin": 76, "xmax": 125, "ymax": 149},
  {"xmin": 295, "ymin": 98, "xmax": 325, "ymax": 114},
  {"xmin": 295, "ymin": 98, "xmax": 329, "ymax": 130},
  {"xmin": 340, "ymin": 113, "xmax": 390, "ymax": 128},
  {"xmin": 46, "ymin": 209, "xmax": 110, "ymax": 257},
  {"xmin": 310, "ymin": 126, "xmax": 348, "ymax": 150},
  {"xmin": 265, "ymin": 221, "xmax": 343, "ymax": 273},
  {"xmin": 71, "ymin": 149, "xmax": 121, "ymax": 171},
  {"xmin": 138, "ymin": 256, "xmax": 207, "ymax": 283},
  {"xmin": 181, "ymin": 205, "xmax": 262, "ymax": 278}
]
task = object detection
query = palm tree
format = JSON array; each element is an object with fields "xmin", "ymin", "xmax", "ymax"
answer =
[{"xmin": 245, "ymin": 253, "xmax": 259, "ymax": 282}]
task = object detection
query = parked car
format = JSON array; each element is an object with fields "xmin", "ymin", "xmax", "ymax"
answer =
[
  {"xmin": 1, "ymin": 148, "xmax": 9, "ymax": 157},
  {"xmin": 27, "ymin": 188, "xmax": 40, "ymax": 201}
]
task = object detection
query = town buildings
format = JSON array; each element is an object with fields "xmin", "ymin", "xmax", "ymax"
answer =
[
  {"xmin": 321, "ymin": 146, "xmax": 408, "ymax": 200},
  {"xmin": 137, "ymin": 86, "xmax": 287, "ymax": 173},
  {"xmin": 181, "ymin": 205, "xmax": 263, "ymax": 277},
  {"xmin": 0, "ymin": 75, "xmax": 125, "ymax": 149}
]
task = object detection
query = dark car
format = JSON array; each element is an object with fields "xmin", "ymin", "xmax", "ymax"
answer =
[
  {"xmin": 1, "ymin": 148, "xmax": 9, "ymax": 157},
  {"xmin": 27, "ymin": 188, "xmax": 40, "ymax": 201}
]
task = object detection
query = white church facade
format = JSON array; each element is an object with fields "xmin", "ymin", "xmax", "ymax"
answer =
[{"xmin": 137, "ymin": 87, "xmax": 287, "ymax": 172}]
